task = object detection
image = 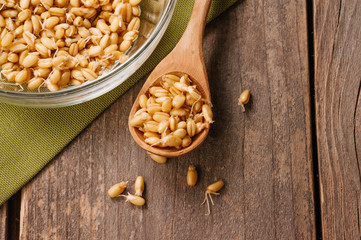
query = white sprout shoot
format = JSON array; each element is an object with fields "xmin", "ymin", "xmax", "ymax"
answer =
[
  {"xmin": 189, "ymin": 95, "xmax": 202, "ymax": 117},
  {"xmin": 201, "ymin": 191, "xmax": 220, "ymax": 216},
  {"xmin": 201, "ymin": 180, "xmax": 224, "ymax": 216},
  {"xmin": 120, "ymin": 192, "xmax": 145, "ymax": 206}
]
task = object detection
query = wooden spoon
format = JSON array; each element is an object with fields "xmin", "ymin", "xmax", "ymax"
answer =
[{"xmin": 129, "ymin": 0, "xmax": 213, "ymax": 158}]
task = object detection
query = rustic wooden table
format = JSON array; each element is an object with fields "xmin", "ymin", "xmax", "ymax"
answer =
[{"xmin": 1, "ymin": 0, "xmax": 361, "ymax": 239}]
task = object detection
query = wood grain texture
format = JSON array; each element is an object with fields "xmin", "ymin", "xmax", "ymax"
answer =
[
  {"xmin": 314, "ymin": 0, "xmax": 361, "ymax": 238},
  {"xmin": 19, "ymin": 1, "xmax": 315, "ymax": 239},
  {"xmin": 0, "ymin": 203, "xmax": 7, "ymax": 240}
]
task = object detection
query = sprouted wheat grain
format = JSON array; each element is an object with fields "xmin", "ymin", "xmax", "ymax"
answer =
[
  {"xmin": 238, "ymin": 89, "xmax": 250, "ymax": 112},
  {"xmin": 0, "ymin": 0, "xmax": 141, "ymax": 91},
  {"xmin": 130, "ymin": 73, "xmax": 214, "ymax": 149},
  {"xmin": 201, "ymin": 180, "xmax": 224, "ymax": 216}
]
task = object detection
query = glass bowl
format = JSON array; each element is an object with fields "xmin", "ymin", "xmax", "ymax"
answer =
[{"xmin": 0, "ymin": 0, "xmax": 177, "ymax": 108}]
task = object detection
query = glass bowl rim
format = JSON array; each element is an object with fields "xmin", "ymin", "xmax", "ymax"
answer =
[{"xmin": 0, "ymin": 0, "xmax": 176, "ymax": 99}]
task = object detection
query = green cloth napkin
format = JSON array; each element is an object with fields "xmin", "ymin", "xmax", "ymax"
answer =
[{"xmin": 0, "ymin": 0, "xmax": 238, "ymax": 205}]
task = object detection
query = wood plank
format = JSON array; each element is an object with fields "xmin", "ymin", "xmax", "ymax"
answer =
[
  {"xmin": 0, "ymin": 203, "xmax": 8, "ymax": 240},
  {"xmin": 19, "ymin": 1, "xmax": 315, "ymax": 239},
  {"xmin": 314, "ymin": 0, "xmax": 361, "ymax": 238}
]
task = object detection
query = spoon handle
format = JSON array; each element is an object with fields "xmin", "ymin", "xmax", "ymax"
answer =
[{"xmin": 173, "ymin": 0, "xmax": 212, "ymax": 57}]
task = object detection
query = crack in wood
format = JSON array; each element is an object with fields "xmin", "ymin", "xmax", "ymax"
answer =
[
  {"xmin": 337, "ymin": 0, "xmax": 343, "ymax": 29},
  {"xmin": 353, "ymin": 79, "xmax": 361, "ymax": 185},
  {"xmin": 307, "ymin": 0, "xmax": 323, "ymax": 239}
]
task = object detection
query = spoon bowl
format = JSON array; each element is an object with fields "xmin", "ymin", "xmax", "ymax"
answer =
[
  {"xmin": 129, "ymin": 0, "xmax": 212, "ymax": 158},
  {"xmin": 129, "ymin": 71, "xmax": 211, "ymax": 157}
]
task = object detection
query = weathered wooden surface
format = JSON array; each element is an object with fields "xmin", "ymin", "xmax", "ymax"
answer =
[
  {"xmin": 18, "ymin": 1, "xmax": 315, "ymax": 239},
  {"xmin": 314, "ymin": 0, "xmax": 361, "ymax": 238},
  {"xmin": 0, "ymin": 203, "xmax": 7, "ymax": 240}
]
